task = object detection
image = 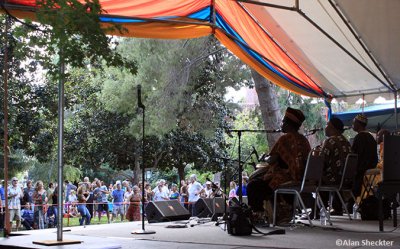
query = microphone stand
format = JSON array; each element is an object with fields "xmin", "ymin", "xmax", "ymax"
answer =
[
  {"xmin": 227, "ymin": 129, "xmax": 282, "ymax": 205},
  {"xmin": 132, "ymin": 85, "xmax": 155, "ymax": 235}
]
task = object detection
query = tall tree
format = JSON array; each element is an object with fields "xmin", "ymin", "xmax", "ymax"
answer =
[{"xmin": 251, "ymin": 70, "xmax": 282, "ymax": 149}]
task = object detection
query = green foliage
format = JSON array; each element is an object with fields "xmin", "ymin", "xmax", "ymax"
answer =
[
  {"xmin": 100, "ymin": 37, "xmax": 247, "ymax": 136},
  {"xmin": 35, "ymin": 0, "xmax": 137, "ymax": 76},
  {"xmin": 0, "ymin": 17, "xmax": 59, "ymax": 163},
  {"xmin": 0, "ymin": 150, "xmax": 32, "ymax": 178},
  {"xmin": 226, "ymin": 108, "xmax": 268, "ymax": 159},
  {"xmin": 63, "ymin": 68, "xmax": 138, "ymax": 171}
]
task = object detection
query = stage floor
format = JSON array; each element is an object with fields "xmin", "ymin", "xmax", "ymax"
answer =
[{"xmin": 1, "ymin": 215, "xmax": 399, "ymax": 249}]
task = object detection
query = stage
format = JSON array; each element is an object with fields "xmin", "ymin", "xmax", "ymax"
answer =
[{"xmin": 0, "ymin": 215, "xmax": 399, "ymax": 249}]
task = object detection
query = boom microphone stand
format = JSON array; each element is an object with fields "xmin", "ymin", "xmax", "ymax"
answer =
[
  {"xmin": 227, "ymin": 129, "xmax": 281, "ymax": 204},
  {"xmin": 132, "ymin": 85, "xmax": 156, "ymax": 235}
]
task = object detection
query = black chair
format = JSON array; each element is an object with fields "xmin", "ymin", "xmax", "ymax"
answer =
[
  {"xmin": 273, "ymin": 152, "xmax": 326, "ymax": 227},
  {"xmin": 317, "ymin": 153, "xmax": 358, "ymax": 220},
  {"xmin": 377, "ymin": 134, "xmax": 400, "ymax": 231}
]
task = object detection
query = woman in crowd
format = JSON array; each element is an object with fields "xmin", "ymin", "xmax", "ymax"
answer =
[
  {"xmin": 180, "ymin": 179, "xmax": 188, "ymax": 208},
  {"xmin": 229, "ymin": 181, "xmax": 237, "ymax": 199},
  {"xmin": 76, "ymin": 184, "xmax": 91, "ymax": 226},
  {"xmin": 126, "ymin": 186, "xmax": 141, "ymax": 221},
  {"xmin": 33, "ymin": 180, "xmax": 48, "ymax": 229}
]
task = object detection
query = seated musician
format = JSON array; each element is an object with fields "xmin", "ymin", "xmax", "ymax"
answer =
[
  {"xmin": 318, "ymin": 117, "xmax": 352, "ymax": 215},
  {"xmin": 247, "ymin": 107, "xmax": 310, "ymax": 222},
  {"xmin": 359, "ymin": 129, "xmax": 390, "ymax": 201}
]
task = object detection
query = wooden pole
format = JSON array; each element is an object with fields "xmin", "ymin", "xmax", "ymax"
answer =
[{"xmin": 2, "ymin": 15, "xmax": 11, "ymax": 237}]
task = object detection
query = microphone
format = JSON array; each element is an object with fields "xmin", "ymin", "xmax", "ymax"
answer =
[
  {"xmin": 137, "ymin": 85, "xmax": 144, "ymax": 108},
  {"xmin": 307, "ymin": 127, "xmax": 323, "ymax": 134}
]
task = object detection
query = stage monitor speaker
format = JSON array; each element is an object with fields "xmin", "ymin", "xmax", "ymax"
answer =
[
  {"xmin": 195, "ymin": 198, "xmax": 225, "ymax": 218},
  {"xmin": 145, "ymin": 200, "xmax": 191, "ymax": 223}
]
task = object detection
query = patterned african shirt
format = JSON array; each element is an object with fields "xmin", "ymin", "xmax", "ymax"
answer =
[
  {"xmin": 320, "ymin": 134, "xmax": 352, "ymax": 184},
  {"xmin": 267, "ymin": 132, "xmax": 311, "ymax": 189}
]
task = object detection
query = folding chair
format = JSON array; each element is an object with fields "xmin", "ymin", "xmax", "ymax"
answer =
[
  {"xmin": 317, "ymin": 153, "xmax": 358, "ymax": 220},
  {"xmin": 377, "ymin": 134, "xmax": 400, "ymax": 231},
  {"xmin": 273, "ymin": 152, "xmax": 325, "ymax": 227}
]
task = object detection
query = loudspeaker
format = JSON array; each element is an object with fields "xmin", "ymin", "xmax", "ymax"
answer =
[
  {"xmin": 195, "ymin": 198, "xmax": 225, "ymax": 218},
  {"xmin": 145, "ymin": 200, "xmax": 191, "ymax": 223}
]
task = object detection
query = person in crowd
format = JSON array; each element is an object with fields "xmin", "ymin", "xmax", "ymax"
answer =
[
  {"xmin": 247, "ymin": 107, "xmax": 311, "ymax": 223},
  {"xmin": 229, "ymin": 181, "xmax": 237, "ymax": 199},
  {"xmin": 80, "ymin": 177, "xmax": 91, "ymax": 190},
  {"xmin": 8, "ymin": 177, "xmax": 24, "ymax": 231},
  {"xmin": 93, "ymin": 180, "xmax": 110, "ymax": 223},
  {"xmin": 46, "ymin": 182, "xmax": 57, "ymax": 227},
  {"xmin": 122, "ymin": 181, "xmax": 129, "ymax": 193},
  {"xmin": 124, "ymin": 186, "xmax": 133, "ymax": 219},
  {"xmin": 350, "ymin": 114, "xmax": 378, "ymax": 209},
  {"xmin": 236, "ymin": 175, "xmax": 248, "ymax": 197},
  {"xmin": 180, "ymin": 180, "xmax": 188, "ymax": 208},
  {"xmin": 169, "ymin": 184, "xmax": 180, "ymax": 200},
  {"xmin": 144, "ymin": 183, "xmax": 153, "ymax": 203},
  {"xmin": 76, "ymin": 184, "xmax": 91, "ymax": 226},
  {"xmin": 65, "ymin": 180, "xmax": 77, "ymax": 203},
  {"xmin": 21, "ymin": 203, "xmax": 34, "ymax": 230},
  {"xmin": 153, "ymin": 180, "xmax": 169, "ymax": 201},
  {"xmin": 33, "ymin": 180, "xmax": 48, "ymax": 229},
  {"xmin": 126, "ymin": 185, "xmax": 142, "ymax": 221},
  {"xmin": 111, "ymin": 181, "xmax": 125, "ymax": 222},
  {"xmin": 0, "ymin": 180, "xmax": 5, "ymax": 231},
  {"xmin": 187, "ymin": 174, "xmax": 204, "ymax": 216},
  {"xmin": 67, "ymin": 190, "xmax": 78, "ymax": 216},
  {"xmin": 318, "ymin": 117, "xmax": 352, "ymax": 215},
  {"xmin": 23, "ymin": 180, "xmax": 34, "ymax": 210},
  {"xmin": 86, "ymin": 183, "xmax": 95, "ymax": 223},
  {"xmin": 203, "ymin": 181, "xmax": 213, "ymax": 198}
]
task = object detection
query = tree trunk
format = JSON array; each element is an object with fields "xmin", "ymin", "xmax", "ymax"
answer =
[
  {"xmin": 177, "ymin": 163, "xmax": 185, "ymax": 187},
  {"xmin": 133, "ymin": 152, "xmax": 141, "ymax": 185},
  {"xmin": 251, "ymin": 69, "xmax": 282, "ymax": 150}
]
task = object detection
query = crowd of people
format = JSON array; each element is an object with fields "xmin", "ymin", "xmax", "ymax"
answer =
[
  {"xmin": 0, "ymin": 172, "xmax": 248, "ymax": 231},
  {"xmin": 0, "ymin": 106, "xmax": 396, "ymax": 231}
]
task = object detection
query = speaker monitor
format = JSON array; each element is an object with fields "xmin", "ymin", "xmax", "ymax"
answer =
[
  {"xmin": 145, "ymin": 200, "xmax": 191, "ymax": 223},
  {"xmin": 195, "ymin": 198, "xmax": 225, "ymax": 218}
]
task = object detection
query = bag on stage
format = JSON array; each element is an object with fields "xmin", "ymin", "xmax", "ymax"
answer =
[{"xmin": 227, "ymin": 201, "xmax": 253, "ymax": 236}]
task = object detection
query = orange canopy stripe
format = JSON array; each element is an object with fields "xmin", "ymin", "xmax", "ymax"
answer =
[
  {"xmin": 104, "ymin": 21, "xmax": 212, "ymax": 39},
  {"xmin": 215, "ymin": 0, "xmax": 323, "ymax": 95},
  {"xmin": 215, "ymin": 29, "xmax": 320, "ymax": 98}
]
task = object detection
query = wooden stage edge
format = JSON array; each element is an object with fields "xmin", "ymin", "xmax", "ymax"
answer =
[{"xmin": 32, "ymin": 239, "xmax": 82, "ymax": 246}]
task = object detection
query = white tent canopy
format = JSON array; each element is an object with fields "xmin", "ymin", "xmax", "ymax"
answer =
[{"xmin": 240, "ymin": 0, "xmax": 400, "ymax": 102}]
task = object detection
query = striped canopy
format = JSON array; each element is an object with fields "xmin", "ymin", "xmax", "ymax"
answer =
[{"xmin": 2, "ymin": 0, "xmax": 399, "ymax": 101}]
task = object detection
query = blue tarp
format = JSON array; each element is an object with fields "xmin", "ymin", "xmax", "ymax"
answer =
[{"xmin": 333, "ymin": 103, "xmax": 400, "ymax": 132}]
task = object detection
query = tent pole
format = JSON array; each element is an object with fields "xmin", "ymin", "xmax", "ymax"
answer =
[
  {"xmin": 56, "ymin": 49, "xmax": 65, "ymax": 241},
  {"xmin": 2, "ymin": 15, "xmax": 10, "ymax": 238}
]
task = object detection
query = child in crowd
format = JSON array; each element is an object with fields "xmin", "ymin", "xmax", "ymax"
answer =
[{"xmin": 21, "ymin": 203, "xmax": 34, "ymax": 230}]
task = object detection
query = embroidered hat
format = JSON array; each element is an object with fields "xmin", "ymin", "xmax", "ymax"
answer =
[
  {"xmin": 329, "ymin": 117, "xmax": 344, "ymax": 132},
  {"xmin": 355, "ymin": 114, "xmax": 368, "ymax": 125},
  {"xmin": 284, "ymin": 107, "xmax": 305, "ymax": 125}
]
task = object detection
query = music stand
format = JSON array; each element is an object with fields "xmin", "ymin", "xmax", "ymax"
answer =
[{"xmin": 132, "ymin": 85, "xmax": 155, "ymax": 235}]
